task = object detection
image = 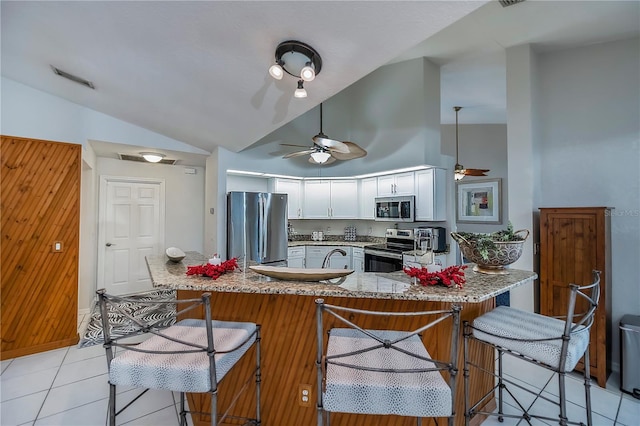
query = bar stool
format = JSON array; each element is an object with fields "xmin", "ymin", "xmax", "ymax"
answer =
[
  {"xmin": 315, "ymin": 299, "xmax": 461, "ymax": 425},
  {"xmin": 97, "ymin": 289, "xmax": 261, "ymax": 426},
  {"xmin": 463, "ymin": 270, "xmax": 600, "ymax": 426}
]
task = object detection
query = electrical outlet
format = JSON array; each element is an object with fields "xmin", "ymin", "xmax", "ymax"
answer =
[{"xmin": 299, "ymin": 384, "xmax": 312, "ymax": 407}]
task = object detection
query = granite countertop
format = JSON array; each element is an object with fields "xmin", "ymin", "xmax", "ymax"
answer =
[{"xmin": 146, "ymin": 252, "xmax": 537, "ymax": 303}]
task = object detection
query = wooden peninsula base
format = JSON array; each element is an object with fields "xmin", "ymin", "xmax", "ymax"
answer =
[{"xmin": 146, "ymin": 252, "xmax": 537, "ymax": 426}]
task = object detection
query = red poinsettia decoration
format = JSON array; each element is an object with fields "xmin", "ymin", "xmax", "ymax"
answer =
[
  {"xmin": 186, "ymin": 258, "xmax": 239, "ymax": 280},
  {"xmin": 403, "ymin": 264, "xmax": 468, "ymax": 289}
]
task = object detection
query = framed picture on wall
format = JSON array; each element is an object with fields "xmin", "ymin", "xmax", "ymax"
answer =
[{"xmin": 456, "ymin": 178, "xmax": 502, "ymax": 224}]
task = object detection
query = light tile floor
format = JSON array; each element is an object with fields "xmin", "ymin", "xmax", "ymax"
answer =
[{"xmin": 1, "ymin": 313, "xmax": 638, "ymax": 425}]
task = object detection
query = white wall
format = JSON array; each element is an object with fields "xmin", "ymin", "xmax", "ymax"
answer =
[
  {"xmin": 1, "ymin": 77, "xmax": 209, "ymax": 309},
  {"xmin": 535, "ymin": 37, "xmax": 640, "ymax": 370},
  {"xmin": 441, "ymin": 124, "xmax": 509, "ymax": 234},
  {"xmin": 96, "ymin": 158, "xmax": 205, "ymax": 252}
]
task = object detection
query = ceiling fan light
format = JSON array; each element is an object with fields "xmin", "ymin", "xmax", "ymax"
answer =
[
  {"xmin": 268, "ymin": 62, "xmax": 284, "ymax": 80},
  {"xmin": 310, "ymin": 151, "xmax": 331, "ymax": 164},
  {"xmin": 140, "ymin": 152, "xmax": 165, "ymax": 163},
  {"xmin": 300, "ymin": 62, "xmax": 315, "ymax": 82},
  {"xmin": 454, "ymin": 163, "xmax": 466, "ymax": 180},
  {"xmin": 294, "ymin": 80, "xmax": 307, "ymax": 98}
]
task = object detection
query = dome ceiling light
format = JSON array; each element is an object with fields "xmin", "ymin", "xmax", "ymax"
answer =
[
  {"xmin": 268, "ymin": 40, "xmax": 322, "ymax": 99},
  {"xmin": 140, "ymin": 152, "xmax": 166, "ymax": 163}
]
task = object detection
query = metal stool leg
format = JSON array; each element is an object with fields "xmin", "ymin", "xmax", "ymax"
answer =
[
  {"xmin": 109, "ymin": 383, "xmax": 116, "ymax": 426},
  {"xmin": 497, "ymin": 349, "xmax": 504, "ymax": 422},
  {"xmin": 179, "ymin": 392, "xmax": 187, "ymax": 426},
  {"xmin": 583, "ymin": 345, "xmax": 593, "ymax": 426}
]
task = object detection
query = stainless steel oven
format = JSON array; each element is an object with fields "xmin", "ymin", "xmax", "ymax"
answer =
[
  {"xmin": 364, "ymin": 248, "xmax": 403, "ymax": 272},
  {"xmin": 364, "ymin": 229, "xmax": 415, "ymax": 272}
]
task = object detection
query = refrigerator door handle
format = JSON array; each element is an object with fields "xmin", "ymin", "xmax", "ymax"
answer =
[{"xmin": 260, "ymin": 194, "xmax": 267, "ymax": 260}]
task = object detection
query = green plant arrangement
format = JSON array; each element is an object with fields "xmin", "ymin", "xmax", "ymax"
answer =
[{"xmin": 451, "ymin": 222, "xmax": 529, "ymax": 275}]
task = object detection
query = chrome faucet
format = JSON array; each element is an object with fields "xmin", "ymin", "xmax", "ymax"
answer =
[{"xmin": 321, "ymin": 248, "xmax": 347, "ymax": 268}]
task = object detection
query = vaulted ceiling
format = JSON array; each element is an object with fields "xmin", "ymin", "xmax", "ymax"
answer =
[{"xmin": 2, "ymin": 1, "xmax": 638, "ymax": 157}]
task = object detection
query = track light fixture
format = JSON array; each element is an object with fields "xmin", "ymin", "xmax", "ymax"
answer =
[{"xmin": 269, "ymin": 40, "xmax": 322, "ymax": 99}]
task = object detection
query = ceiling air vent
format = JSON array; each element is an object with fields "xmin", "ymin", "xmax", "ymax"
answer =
[
  {"xmin": 118, "ymin": 154, "xmax": 178, "ymax": 165},
  {"xmin": 499, "ymin": 0, "xmax": 525, "ymax": 7},
  {"xmin": 51, "ymin": 66, "xmax": 95, "ymax": 89}
]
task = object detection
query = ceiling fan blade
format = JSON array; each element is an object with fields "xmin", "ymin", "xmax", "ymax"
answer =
[
  {"xmin": 283, "ymin": 149, "xmax": 315, "ymax": 159},
  {"xmin": 280, "ymin": 143, "xmax": 311, "ymax": 148},
  {"xmin": 331, "ymin": 141, "xmax": 367, "ymax": 160},
  {"xmin": 312, "ymin": 135, "xmax": 350, "ymax": 153},
  {"xmin": 308, "ymin": 155, "xmax": 337, "ymax": 165},
  {"xmin": 464, "ymin": 168, "xmax": 490, "ymax": 176}
]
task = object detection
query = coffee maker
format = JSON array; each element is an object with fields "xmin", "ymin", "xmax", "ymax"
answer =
[{"xmin": 414, "ymin": 227, "xmax": 447, "ymax": 253}]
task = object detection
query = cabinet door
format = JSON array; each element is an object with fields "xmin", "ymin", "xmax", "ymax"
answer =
[
  {"xmin": 287, "ymin": 256, "xmax": 305, "ymax": 268},
  {"xmin": 415, "ymin": 168, "xmax": 446, "ymax": 221},
  {"xmin": 352, "ymin": 248, "xmax": 365, "ymax": 272},
  {"xmin": 327, "ymin": 246, "xmax": 352, "ymax": 269},
  {"xmin": 539, "ymin": 207, "xmax": 609, "ymax": 388},
  {"xmin": 359, "ymin": 178, "xmax": 377, "ymax": 219},
  {"xmin": 275, "ymin": 179, "xmax": 302, "ymax": 219},
  {"xmin": 377, "ymin": 175, "xmax": 396, "ymax": 196},
  {"xmin": 394, "ymin": 172, "xmax": 415, "ymax": 195},
  {"xmin": 330, "ymin": 180, "xmax": 358, "ymax": 219},
  {"xmin": 305, "ymin": 246, "xmax": 331, "ymax": 268},
  {"xmin": 303, "ymin": 181, "xmax": 331, "ymax": 219}
]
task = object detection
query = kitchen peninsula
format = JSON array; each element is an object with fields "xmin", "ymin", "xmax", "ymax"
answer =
[{"xmin": 147, "ymin": 252, "xmax": 537, "ymax": 426}]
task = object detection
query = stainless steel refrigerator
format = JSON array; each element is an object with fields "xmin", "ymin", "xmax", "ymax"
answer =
[{"xmin": 227, "ymin": 191, "xmax": 288, "ymax": 265}]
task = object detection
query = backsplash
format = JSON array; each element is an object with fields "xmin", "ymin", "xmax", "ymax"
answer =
[{"xmin": 289, "ymin": 233, "xmax": 384, "ymax": 243}]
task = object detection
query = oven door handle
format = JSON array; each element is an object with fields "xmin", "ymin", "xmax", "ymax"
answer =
[{"xmin": 364, "ymin": 249, "xmax": 403, "ymax": 260}]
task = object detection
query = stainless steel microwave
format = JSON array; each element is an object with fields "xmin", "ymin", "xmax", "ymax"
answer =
[{"xmin": 374, "ymin": 196, "xmax": 415, "ymax": 222}]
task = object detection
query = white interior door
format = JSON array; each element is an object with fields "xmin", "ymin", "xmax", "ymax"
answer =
[{"xmin": 98, "ymin": 177, "xmax": 165, "ymax": 295}]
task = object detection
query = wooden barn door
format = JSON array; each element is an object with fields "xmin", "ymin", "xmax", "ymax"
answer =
[{"xmin": 1, "ymin": 135, "xmax": 81, "ymax": 360}]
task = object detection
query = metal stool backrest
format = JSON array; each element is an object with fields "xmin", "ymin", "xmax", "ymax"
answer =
[
  {"xmin": 558, "ymin": 270, "xmax": 601, "ymax": 370},
  {"xmin": 96, "ymin": 289, "xmax": 217, "ymax": 388}
]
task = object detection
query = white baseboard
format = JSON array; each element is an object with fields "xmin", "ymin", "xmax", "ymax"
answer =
[{"xmin": 78, "ymin": 308, "xmax": 90, "ymax": 315}]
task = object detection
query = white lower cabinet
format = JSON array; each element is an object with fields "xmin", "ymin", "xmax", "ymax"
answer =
[
  {"xmin": 287, "ymin": 246, "xmax": 306, "ymax": 268},
  {"xmin": 352, "ymin": 247, "xmax": 364, "ymax": 272}
]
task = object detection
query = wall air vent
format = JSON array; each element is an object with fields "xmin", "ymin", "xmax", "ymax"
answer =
[
  {"xmin": 51, "ymin": 66, "xmax": 95, "ymax": 89},
  {"xmin": 118, "ymin": 154, "xmax": 178, "ymax": 165},
  {"xmin": 499, "ymin": 0, "xmax": 525, "ymax": 7}
]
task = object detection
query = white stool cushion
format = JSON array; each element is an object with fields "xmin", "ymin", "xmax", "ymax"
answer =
[
  {"xmin": 324, "ymin": 328, "xmax": 452, "ymax": 418},
  {"xmin": 473, "ymin": 306, "xmax": 589, "ymax": 371},
  {"xmin": 109, "ymin": 319, "xmax": 256, "ymax": 393}
]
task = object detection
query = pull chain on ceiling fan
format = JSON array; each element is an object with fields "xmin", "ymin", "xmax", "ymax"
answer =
[
  {"xmin": 281, "ymin": 103, "xmax": 367, "ymax": 165},
  {"xmin": 454, "ymin": 106, "xmax": 490, "ymax": 180}
]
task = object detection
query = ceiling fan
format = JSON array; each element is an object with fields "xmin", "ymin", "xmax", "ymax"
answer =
[
  {"xmin": 281, "ymin": 103, "xmax": 367, "ymax": 165},
  {"xmin": 453, "ymin": 106, "xmax": 490, "ymax": 180}
]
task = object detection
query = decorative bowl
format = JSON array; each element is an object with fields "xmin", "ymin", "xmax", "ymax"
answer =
[
  {"xmin": 451, "ymin": 230, "xmax": 529, "ymax": 274},
  {"xmin": 165, "ymin": 247, "xmax": 186, "ymax": 263}
]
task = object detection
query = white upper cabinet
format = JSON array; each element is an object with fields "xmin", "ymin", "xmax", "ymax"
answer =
[
  {"xmin": 377, "ymin": 172, "xmax": 415, "ymax": 196},
  {"xmin": 272, "ymin": 178, "xmax": 303, "ymax": 219},
  {"xmin": 359, "ymin": 177, "xmax": 377, "ymax": 219},
  {"xmin": 415, "ymin": 168, "xmax": 446, "ymax": 221},
  {"xmin": 303, "ymin": 180, "xmax": 358, "ymax": 219},
  {"xmin": 330, "ymin": 180, "xmax": 359, "ymax": 218}
]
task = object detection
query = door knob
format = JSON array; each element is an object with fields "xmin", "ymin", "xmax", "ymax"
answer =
[{"xmin": 106, "ymin": 242, "xmax": 115, "ymax": 247}]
